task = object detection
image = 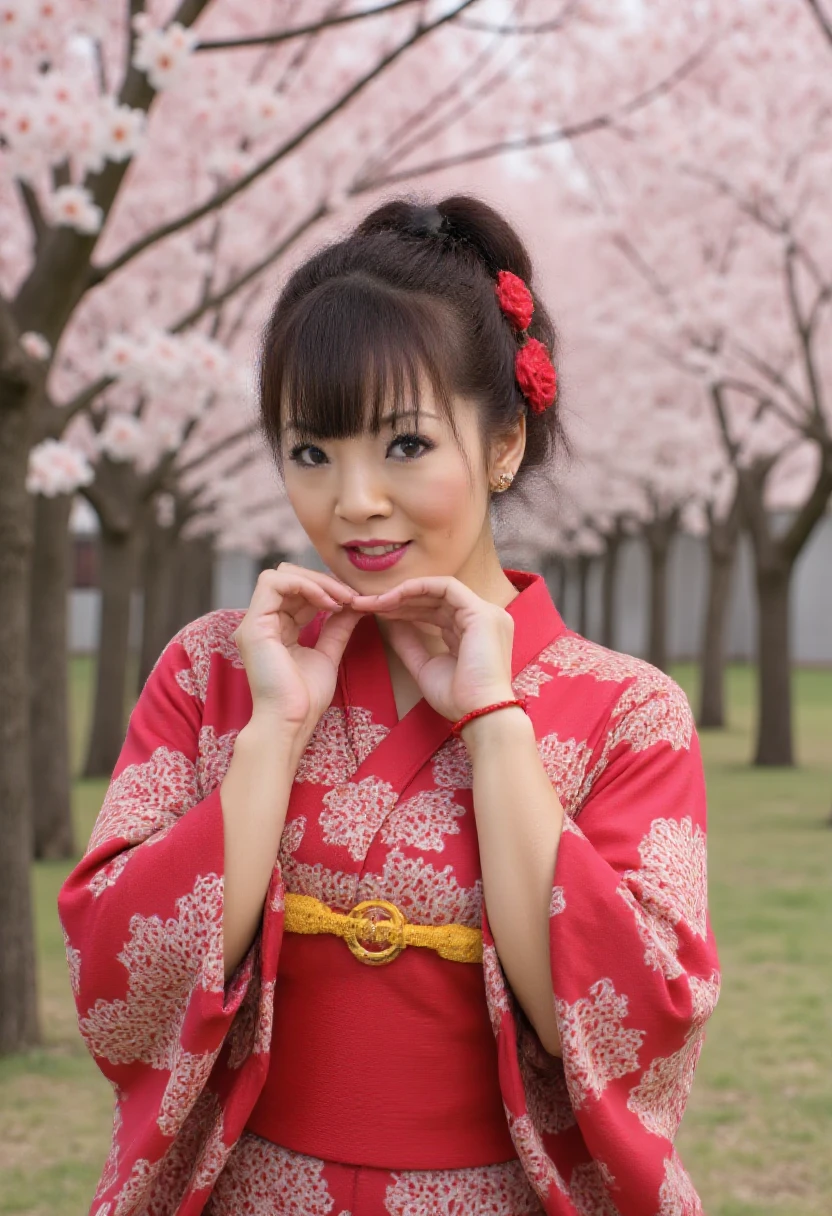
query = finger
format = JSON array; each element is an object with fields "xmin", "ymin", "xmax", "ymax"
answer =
[
  {"xmin": 356, "ymin": 577, "xmax": 470, "ymax": 607},
  {"xmin": 313, "ymin": 605, "xmax": 365, "ymax": 667},
  {"xmin": 382, "ymin": 619, "xmax": 435, "ymax": 680},
  {"xmin": 247, "ymin": 569, "xmax": 347, "ymax": 622},
  {"xmin": 269, "ymin": 563, "xmax": 356, "ymax": 602}
]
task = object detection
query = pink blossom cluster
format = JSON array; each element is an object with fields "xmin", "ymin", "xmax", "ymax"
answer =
[
  {"xmin": 131, "ymin": 16, "xmax": 198, "ymax": 92},
  {"xmin": 26, "ymin": 438, "xmax": 94, "ymax": 496},
  {"xmin": 101, "ymin": 329, "xmax": 244, "ymax": 405},
  {"xmin": 1, "ymin": 68, "xmax": 145, "ymax": 193}
]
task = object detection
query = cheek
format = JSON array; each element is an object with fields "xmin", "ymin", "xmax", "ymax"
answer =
[
  {"xmin": 284, "ymin": 476, "xmax": 326, "ymax": 533},
  {"xmin": 402, "ymin": 460, "xmax": 474, "ymax": 529}
]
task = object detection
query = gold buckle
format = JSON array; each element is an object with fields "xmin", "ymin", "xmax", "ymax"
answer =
[{"xmin": 346, "ymin": 898, "xmax": 407, "ymax": 965}]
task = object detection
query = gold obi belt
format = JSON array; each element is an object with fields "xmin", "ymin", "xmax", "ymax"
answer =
[
  {"xmin": 282, "ymin": 891, "xmax": 484, "ymax": 965},
  {"xmin": 245, "ymin": 891, "xmax": 517, "ymax": 1170}
]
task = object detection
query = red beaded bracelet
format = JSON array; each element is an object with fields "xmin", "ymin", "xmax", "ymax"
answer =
[{"xmin": 450, "ymin": 697, "xmax": 528, "ymax": 738}]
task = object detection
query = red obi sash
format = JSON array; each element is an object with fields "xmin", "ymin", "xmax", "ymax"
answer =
[{"xmin": 244, "ymin": 923, "xmax": 518, "ymax": 1170}]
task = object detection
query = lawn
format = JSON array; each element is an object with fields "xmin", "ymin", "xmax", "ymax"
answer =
[{"xmin": 0, "ymin": 658, "xmax": 830, "ymax": 1214}]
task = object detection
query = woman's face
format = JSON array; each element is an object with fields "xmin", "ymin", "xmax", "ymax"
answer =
[{"xmin": 280, "ymin": 386, "xmax": 525, "ymax": 597}]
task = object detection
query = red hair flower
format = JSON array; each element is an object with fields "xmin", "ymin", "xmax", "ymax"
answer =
[
  {"xmin": 515, "ymin": 338, "xmax": 558, "ymax": 414},
  {"xmin": 495, "ymin": 270, "xmax": 534, "ymax": 332}
]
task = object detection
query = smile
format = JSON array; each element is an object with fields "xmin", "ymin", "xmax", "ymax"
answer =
[{"xmin": 344, "ymin": 542, "xmax": 411, "ymax": 570}]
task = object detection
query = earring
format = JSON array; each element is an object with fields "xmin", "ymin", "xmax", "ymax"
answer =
[{"xmin": 492, "ymin": 470, "xmax": 514, "ymax": 492}]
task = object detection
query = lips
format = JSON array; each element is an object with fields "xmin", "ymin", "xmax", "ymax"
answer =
[
  {"xmin": 343, "ymin": 540, "xmax": 409, "ymax": 549},
  {"xmin": 344, "ymin": 541, "xmax": 412, "ymax": 570}
]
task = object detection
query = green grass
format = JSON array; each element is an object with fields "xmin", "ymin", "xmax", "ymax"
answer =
[
  {"xmin": 671, "ymin": 664, "xmax": 832, "ymax": 1215},
  {"xmin": 1, "ymin": 659, "xmax": 830, "ymax": 1214}
]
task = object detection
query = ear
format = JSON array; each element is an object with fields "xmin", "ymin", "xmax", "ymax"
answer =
[{"xmin": 489, "ymin": 414, "xmax": 526, "ymax": 478}]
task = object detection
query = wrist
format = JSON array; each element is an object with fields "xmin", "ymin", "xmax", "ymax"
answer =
[
  {"xmin": 237, "ymin": 713, "xmax": 307, "ymax": 761},
  {"xmin": 456, "ymin": 696, "xmax": 530, "ymax": 751}
]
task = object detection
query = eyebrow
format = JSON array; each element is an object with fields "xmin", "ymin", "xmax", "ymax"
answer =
[{"xmin": 283, "ymin": 410, "xmax": 440, "ymax": 435}]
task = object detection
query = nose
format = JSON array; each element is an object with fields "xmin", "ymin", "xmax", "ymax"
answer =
[{"xmin": 333, "ymin": 462, "xmax": 392, "ymax": 521}]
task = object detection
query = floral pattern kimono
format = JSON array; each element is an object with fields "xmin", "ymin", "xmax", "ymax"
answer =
[{"xmin": 57, "ymin": 568, "xmax": 720, "ymax": 1216}]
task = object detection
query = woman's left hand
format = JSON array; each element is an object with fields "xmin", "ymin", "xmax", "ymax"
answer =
[{"xmin": 349, "ymin": 577, "xmax": 516, "ymax": 724}]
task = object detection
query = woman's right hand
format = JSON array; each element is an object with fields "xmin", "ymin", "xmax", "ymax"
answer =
[{"xmin": 232, "ymin": 563, "xmax": 363, "ymax": 741}]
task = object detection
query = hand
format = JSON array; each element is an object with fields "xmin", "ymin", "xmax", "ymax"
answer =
[
  {"xmin": 233, "ymin": 563, "xmax": 363, "ymax": 739},
  {"xmin": 350, "ymin": 576, "xmax": 516, "ymax": 724}
]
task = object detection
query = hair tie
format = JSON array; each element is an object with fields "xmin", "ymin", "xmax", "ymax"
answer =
[{"xmin": 494, "ymin": 270, "xmax": 557, "ymax": 414}]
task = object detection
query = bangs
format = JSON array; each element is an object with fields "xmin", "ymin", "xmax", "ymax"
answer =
[{"xmin": 261, "ymin": 274, "xmax": 466, "ymax": 472}]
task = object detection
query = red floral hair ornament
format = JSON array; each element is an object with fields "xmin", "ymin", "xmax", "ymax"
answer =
[
  {"xmin": 515, "ymin": 338, "xmax": 558, "ymax": 414},
  {"xmin": 495, "ymin": 269, "xmax": 534, "ymax": 331},
  {"xmin": 494, "ymin": 269, "xmax": 558, "ymax": 414}
]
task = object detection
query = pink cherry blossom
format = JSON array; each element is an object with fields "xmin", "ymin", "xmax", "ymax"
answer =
[
  {"xmin": 45, "ymin": 184, "xmax": 103, "ymax": 234},
  {"xmin": 19, "ymin": 331, "xmax": 51, "ymax": 361},
  {"xmin": 26, "ymin": 439, "xmax": 94, "ymax": 496},
  {"xmin": 132, "ymin": 22, "xmax": 198, "ymax": 92}
]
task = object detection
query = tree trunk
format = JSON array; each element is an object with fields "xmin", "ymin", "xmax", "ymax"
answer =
[
  {"xmin": 645, "ymin": 513, "xmax": 679, "ymax": 674},
  {"xmin": 138, "ymin": 513, "xmax": 178, "ymax": 691},
  {"xmin": 29, "ymin": 492, "xmax": 75, "ymax": 859},
  {"xmin": 168, "ymin": 535, "xmax": 215, "ymax": 636},
  {"xmin": 601, "ymin": 531, "xmax": 622, "ymax": 650},
  {"xmin": 754, "ymin": 564, "xmax": 794, "ymax": 766},
  {"xmin": 0, "ymin": 394, "xmax": 40, "ymax": 1053},
  {"xmin": 577, "ymin": 554, "xmax": 591, "ymax": 638},
  {"xmin": 697, "ymin": 502, "xmax": 741, "ymax": 730},
  {"xmin": 83, "ymin": 526, "xmax": 141, "ymax": 778}
]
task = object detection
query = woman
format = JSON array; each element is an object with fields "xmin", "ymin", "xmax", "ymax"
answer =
[{"xmin": 58, "ymin": 195, "xmax": 720, "ymax": 1216}]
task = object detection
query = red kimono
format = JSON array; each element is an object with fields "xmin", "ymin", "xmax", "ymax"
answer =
[{"xmin": 58, "ymin": 568, "xmax": 720, "ymax": 1216}]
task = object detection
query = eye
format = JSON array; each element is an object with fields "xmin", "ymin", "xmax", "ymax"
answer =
[
  {"xmin": 389, "ymin": 432, "xmax": 434, "ymax": 460},
  {"xmin": 288, "ymin": 432, "xmax": 434, "ymax": 468}
]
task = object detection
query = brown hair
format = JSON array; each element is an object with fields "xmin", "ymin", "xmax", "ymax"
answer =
[{"xmin": 258, "ymin": 192, "xmax": 567, "ymax": 503}]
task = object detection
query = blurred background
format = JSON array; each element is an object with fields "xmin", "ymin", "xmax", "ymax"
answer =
[{"xmin": 0, "ymin": 1, "xmax": 830, "ymax": 1212}]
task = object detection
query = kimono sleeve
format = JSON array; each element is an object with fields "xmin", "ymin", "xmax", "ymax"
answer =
[
  {"xmin": 56, "ymin": 626, "xmax": 286, "ymax": 1215},
  {"xmin": 485, "ymin": 672, "xmax": 720, "ymax": 1216}
]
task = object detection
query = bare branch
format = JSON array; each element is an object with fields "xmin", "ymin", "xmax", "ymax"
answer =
[
  {"xmin": 16, "ymin": 182, "xmax": 47, "ymax": 250},
  {"xmin": 356, "ymin": 10, "xmax": 515, "ymax": 185},
  {"xmin": 355, "ymin": 36, "xmax": 716, "ymax": 189},
  {"xmin": 781, "ymin": 456, "xmax": 832, "ymax": 562},
  {"xmin": 802, "ymin": 0, "xmax": 832, "ymax": 48},
  {"xmin": 731, "ymin": 337, "xmax": 810, "ymax": 424},
  {"xmin": 709, "ymin": 383, "xmax": 742, "ymax": 466},
  {"xmin": 362, "ymin": 28, "xmax": 539, "ymax": 184},
  {"xmin": 784, "ymin": 241, "xmax": 826, "ymax": 426},
  {"xmin": 457, "ymin": 1, "xmax": 579, "ymax": 34},
  {"xmin": 90, "ymin": 0, "xmax": 479, "ymax": 286},
  {"xmin": 194, "ymin": 0, "xmax": 424, "ymax": 51},
  {"xmin": 175, "ymin": 423, "xmax": 258, "ymax": 476},
  {"xmin": 45, "ymin": 375, "xmax": 114, "ymax": 437},
  {"xmin": 170, "ymin": 200, "xmax": 329, "ymax": 333},
  {"xmin": 611, "ymin": 231, "xmax": 674, "ymax": 303}
]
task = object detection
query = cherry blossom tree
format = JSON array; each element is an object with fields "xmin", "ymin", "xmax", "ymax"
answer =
[
  {"xmin": 560, "ymin": 0, "xmax": 832, "ymax": 765},
  {"xmin": 1, "ymin": 0, "xmax": 712, "ymax": 1051}
]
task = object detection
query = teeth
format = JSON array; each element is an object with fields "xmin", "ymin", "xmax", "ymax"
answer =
[{"xmin": 354, "ymin": 544, "xmax": 404, "ymax": 555}]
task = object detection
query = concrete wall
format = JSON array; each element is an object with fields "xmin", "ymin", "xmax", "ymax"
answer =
[
  {"xmin": 69, "ymin": 514, "xmax": 832, "ymax": 665},
  {"xmin": 546, "ymin": 512, "xmax": 831, "ymax": 665}
]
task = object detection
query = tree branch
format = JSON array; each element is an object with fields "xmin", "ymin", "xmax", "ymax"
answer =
[
  {"xmin": 355, "ymin": 8, "xmax": 516, "ymax": 186},
  {"xmin": 12, "ymin": 0, "xmax": 213, "ymax": 341},
  {"xmin": 193, "ymin": 0, "xmax": 425, "ymax": 51},
  {"xmin": 781, "ymin": 455, "xmax": 832, "ymax": 563},
  {"xmin": 354, "ymin": 36, "xmax": 716, "ymax": 189},
  {"xmin": 170, "ymin": 200, "xmax": 329, "ymax": 333},
  {"xmin": 457, "ymin": 1, "xmax": 579, "ymax": 34},
  {"xmin": 802, "ymin": 0, "xmax": 832, "ymax": 48},
  {"xmin": 175, "ymin": 423, "xmax": 258, "ymax": 477},
  {"xmin": 89, "ymin": 0, "xmax": 478, "ymax": 287},
  {"xmin": 16, "ymin": 182, "xmax": 47, "ymax": 252},
  {"xmin": 363, "ymin": 55, "xmax": 528, "ymax": 187},
  {"xmin": 730, "ymin": 337, "xmax": 810, "ymax": 426},
  {"xmin": 784, "ymin": 241, "xmax": 826, "ymax": 427}
]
